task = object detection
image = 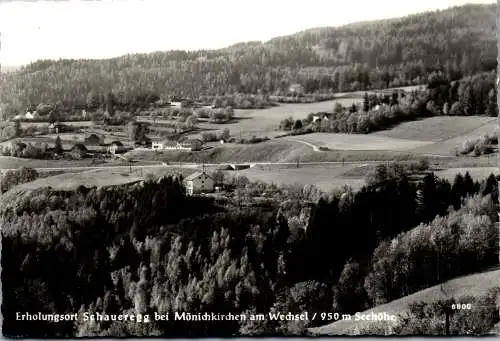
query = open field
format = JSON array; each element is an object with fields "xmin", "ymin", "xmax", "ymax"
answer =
[
  {"xmin": 178, "ymin": 96, "xmax": 368, "ymax": 140},
  {"xmin": 20, "ymin": 121, "xmax": 94, "ymax": 128},
  {"xmin": 235, "ymin": 164, "xmax": 366, "ymax": 191},
  {"xmin": 16, "ymin": 169, "xmax": 144, "ymax": 191},
  {"xmin": 409, "ymin": 120, "xmax": 499, "ymax": 156},
  {"xmin": 374, "ymin": 116, "xmax": 497, "ymax": 142},
  {"xmin": 0, "ymin": 156, "xmax": 149, "ymax": 171},
  {"xmin": 125, "ymin": 140, "xmax": 426, "ymax": 164},
  {"xmin": 284, "ymin": 133, "xmax": 434, "ymax": 151},
  {"xmin": 140, "ymin": 85, "xmax": 422, "ymax": 140},
  {"xmin": 309, "ymin": 268, "xmax": 500, "ymax": 335},
  {"xmin": 14, "ymin": 166, "xmax": 196, "ymax": 191}
]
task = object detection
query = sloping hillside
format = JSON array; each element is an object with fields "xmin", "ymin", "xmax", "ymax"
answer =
[
  {"xmin": 0, "ymin": 4, "xmax": 495, "ymax": 111},
  {"xmin": 309, "ymin": 268, "xmax": 500, "ymax": 335}
]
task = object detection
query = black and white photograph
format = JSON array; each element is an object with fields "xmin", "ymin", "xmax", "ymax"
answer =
[{"xmin": 0, "ymin": 0, "xmax": 499, "ymax": 337}]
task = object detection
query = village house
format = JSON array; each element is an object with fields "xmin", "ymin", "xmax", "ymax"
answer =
[
  {"xmin": 312, "ymin": 114, "xmax": 330, "ymax": 123},
  {"xmin": 152, "ymin": 139, "xmax": 202, "ymax": 151},
  {"xmin": 24, "ymin": 111, "xmax": 39, "ymax": 120},
  {"xmin": 48, "ymin": 122, "xmax": 63, "ymax": 133},
  {"xmin": 184, "ymin": 171, "xmax": 214, "ymax": 195}
]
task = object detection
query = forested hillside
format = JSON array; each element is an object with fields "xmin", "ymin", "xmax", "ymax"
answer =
[
  {"xmin": 2, "ymin": 166, "xmax": 498, "ymax": 337},
  {"xmin": 0, "ymin": 3, "xmax": 495, "ymax": 114}
]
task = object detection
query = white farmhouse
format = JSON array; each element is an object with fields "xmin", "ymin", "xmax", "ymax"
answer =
[
  {"xmin": 184, "ymin": 171, "xmax": 214, "ymax": 195},
  {"xmin": 152, "ymin": 139, "xmax": 202, "ymax": 151}
]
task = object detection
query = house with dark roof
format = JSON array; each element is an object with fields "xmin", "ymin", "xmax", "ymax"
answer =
[
  {"xmin": 184, "ymin": 171, "xmax": 214, "ymax": 195},
  {"xmin": 85, "ymin": 134, "xmax": 104, "ymax": 146}
]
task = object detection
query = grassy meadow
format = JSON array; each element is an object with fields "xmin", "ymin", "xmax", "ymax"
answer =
[{"xmin": 373, "ymin": 116, "xmax": 496, "ymax": 142}]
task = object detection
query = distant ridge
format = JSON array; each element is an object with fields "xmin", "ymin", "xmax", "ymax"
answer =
[{"xmin": 0, "ymin": 3, "xmax": 496, "ymax": 110}]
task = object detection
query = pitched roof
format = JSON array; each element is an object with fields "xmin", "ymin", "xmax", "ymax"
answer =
[
  {"xmin": 71, "ymin": 143, "xmax": 88, "ymax": 151},
  {"xmin": 184, "ymin": 171, "xmax": 212, "ymax": 181},
  {"xmin": 181, "ymin": 139, "xmax": 203, "ymax": 145}
]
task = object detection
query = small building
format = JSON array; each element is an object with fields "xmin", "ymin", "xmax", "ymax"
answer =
[
  {"xmin": 108, "ymin": 141, "xmax": 126, "ymax": 155},
  {"xmin": 48, "ymin": 122, "xmax": 62, "ymax": 134},
  {"xmin": 25, "ymin": 112, "xmax": 34, "ymax": 120},
  {"xmin": 70, "ymin": 143, "xmax": 88, "ymax": 159},
  {"xmin": 170, "ymin": 102, "xmax": 182, "ymax": 108},
  {"xmin": 184, "ymin": 171, "xmax": 214, "ymax": 195}
]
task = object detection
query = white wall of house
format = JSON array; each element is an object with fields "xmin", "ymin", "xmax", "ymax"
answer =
[
  {"xmin": 152, "ymin": 141, "xmax": 199, "ymax": 151},
  {"xmin": 186, "ymin": 174, "xmax": 214, "ymax": 195},
  {"xmin": 152, "ymin": 142, "xmax": 163, "ymax": 150}
]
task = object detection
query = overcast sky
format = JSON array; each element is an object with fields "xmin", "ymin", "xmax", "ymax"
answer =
[{"xmin": 0, "ymin": 0, "xmax": 495, "ymax": 66}]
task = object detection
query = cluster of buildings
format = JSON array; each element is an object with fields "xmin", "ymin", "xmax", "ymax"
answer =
[{"xmin": 151, "ymin": 139, "xmax": 203, "ymax": 151}]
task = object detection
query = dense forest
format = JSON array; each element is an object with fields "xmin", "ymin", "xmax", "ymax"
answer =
[
  {"xmin": 0, "ymin": 3, "xmax": 495, "ymax": 114},
  {"xmin": 2, "ymin": 163, "xmax": 498, "ymax": 336}
]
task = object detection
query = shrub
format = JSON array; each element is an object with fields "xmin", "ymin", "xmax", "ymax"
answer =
[
  {"xmin": 201, "ymin": 132, "xmax": 218, "ymax": 142},
  {"xmin": 279, "ymin": 117, "xmax": 294, "ymax": 131},
  {"xmin": 460, "ymin": 140, "xmax": 475, "ymax": 155}
]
